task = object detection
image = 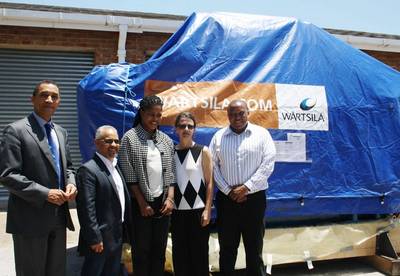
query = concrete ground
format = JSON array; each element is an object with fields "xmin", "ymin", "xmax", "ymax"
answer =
[
  {"xmin": 0, "ymin": 209, "xmax": 84, "ymax": 276},
  {"xmin": 0, "ymin": 209, "xmax": 385, "ymax": 276}
]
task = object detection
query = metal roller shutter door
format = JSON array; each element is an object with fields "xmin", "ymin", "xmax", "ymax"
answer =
[{"xmin": 0, "ymin": 48, "xmax": 94, "ymax": 198}]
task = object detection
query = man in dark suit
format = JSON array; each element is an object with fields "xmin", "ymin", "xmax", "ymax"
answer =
[
  {"xmin": 76, "ymin": 125, "xmax": 131, "ymax": 276},
  {"xmin": 0, "ymin": 80, "xmax": 77, "ymax": 276}
]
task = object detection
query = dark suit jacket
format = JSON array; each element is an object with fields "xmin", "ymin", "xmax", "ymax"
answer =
[
  {"xmin": 76, "ymin": 154, "xmax": 132, "ymax": 256},
  {"xmin": 0, "ymin": 113, "xmax": 76, "ymax": 236}
]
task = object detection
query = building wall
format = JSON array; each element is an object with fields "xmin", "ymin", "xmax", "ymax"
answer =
[
  {"xmin": 1, "ymin": 25, "xmax": 399, "ymax": 69},
  {"xmin": 363, "ymin": 50, "xmax": 400, "ymax": 71},
  {"xmin": 0, "ymin": 25, "xmax": 171, "ymax": 65}
]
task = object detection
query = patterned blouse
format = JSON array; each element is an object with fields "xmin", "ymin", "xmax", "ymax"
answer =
[
  {"xmin": 174, "ymin": 144, "xmax": 206, "ymax": 210},
  {"xmin": 118, "ymin": 124, "xmax": 176, "ymax": 202}
]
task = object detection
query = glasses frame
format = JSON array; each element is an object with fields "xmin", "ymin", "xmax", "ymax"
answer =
[
  {"xmin": 102, "ymin": 138, "xmax": 121, "ymax": 145},
  {"xmin": 176, "ymin": 124, "xmax": 195, "ymax": 130}
]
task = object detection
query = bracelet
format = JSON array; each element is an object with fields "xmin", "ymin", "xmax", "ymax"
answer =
[{"xmin": 166, "ymin": 197, "xmax": 174, "ymax": 204}]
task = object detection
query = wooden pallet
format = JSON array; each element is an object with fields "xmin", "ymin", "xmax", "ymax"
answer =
[{"xmin": 365, "ymin": 226, "xmax": 400, "ymax": 275}]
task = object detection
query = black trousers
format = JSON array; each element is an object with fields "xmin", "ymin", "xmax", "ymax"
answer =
[
  {"xmin": 216, "ymin": 190, "xmax": 266, "ymax": 276},
  {"xmin": 171, "ymin": 208, "xmax": 210, "ymax": 276},
  {"xmin": 13, "ymin": 226, "xmax": 66, "ymax": 276},
  {"xmin": 80, "ymin": 234, "xmax": 123, "ymax": 276},
  {"xmin": 131, "ymin": 198, "xmax": 170, "ymax": 276}
]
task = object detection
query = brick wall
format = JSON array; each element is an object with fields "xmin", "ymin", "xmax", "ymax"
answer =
[
  {"xmin": 126, "ymin": 32, "xmax": 171, "ymax": 64},
  {"xmin": 0, "ymin": 25, "xmax": 171, "ymax": 65},
  {"xmin": 0, "ymin": 25, "xmax": 399, "ymax": 71},
  {"xmin": 363, "ymin": 50, "xmax": 400, "ymax": 71}
]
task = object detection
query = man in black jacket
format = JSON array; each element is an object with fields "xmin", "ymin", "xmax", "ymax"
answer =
[{"xmin": 76, "ymin": 125, "xmax": 131, "ymax": 276}]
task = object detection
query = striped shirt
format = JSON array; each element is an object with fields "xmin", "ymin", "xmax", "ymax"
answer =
[
  {"xmin": 209, "ymin": 122, "xmax": 276, "ymax": 195},
  {"xmin": 118, "ymin": 124, "xmax": 176, "ymax": 202}
]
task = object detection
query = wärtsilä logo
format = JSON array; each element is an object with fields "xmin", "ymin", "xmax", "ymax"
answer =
[
  {"xmin": 300, "ymin": 98, "xmax": 317, "ymax": 111},
  {"xmin": 281, "ymin": 97, "xmax": 325, "ymax": 122}
]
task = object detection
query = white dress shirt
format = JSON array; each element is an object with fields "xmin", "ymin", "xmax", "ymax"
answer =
[
  {"xmin": 96, "ymin": 153, "xmax": 125, "ymax": 222},
  {"xmin": 209, "ymin": 122, "xmax": 276, "ymax": 195}
]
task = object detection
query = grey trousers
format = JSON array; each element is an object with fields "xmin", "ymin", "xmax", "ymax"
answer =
[{"xmin": 12, "ymin": 226, "xmax": 66, "ymax": 276}]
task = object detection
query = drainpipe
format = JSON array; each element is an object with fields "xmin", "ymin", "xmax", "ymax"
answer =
[{"xmin": 118, "ymin": 24, "xmax": 128, "ymax": 63}]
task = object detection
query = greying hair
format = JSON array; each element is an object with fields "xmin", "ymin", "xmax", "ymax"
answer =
[{"xmin": 95, "ymin": 125, "xmax": 118, "ymax": 140}]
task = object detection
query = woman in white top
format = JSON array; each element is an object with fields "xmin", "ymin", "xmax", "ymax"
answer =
[
  {"xmin": 119, "ymin": 95, "xmax": 176, "ymax": 276},
  {"xmin": 171, "ymin": 111, "xmax": 214, "ymax": 276}
]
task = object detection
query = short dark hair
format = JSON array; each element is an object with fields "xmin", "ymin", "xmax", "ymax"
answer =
[
  {"xmin": 32, "ymin": 80, "xmax": 59, "ymax": 96},
  {"xmin": 139, "ymin": 95, "xmax": 163, "ymax": 110},
  {"xmin": 133, "ymin": 95, "xmax": 164, "ymax": 127},
  {"xmin": 175, "ymin": 111, "xmax": 196, "ymax": 128},
  {"xmin": 227, "ymin": 99, "xmax": 248, "ymax": 112}
]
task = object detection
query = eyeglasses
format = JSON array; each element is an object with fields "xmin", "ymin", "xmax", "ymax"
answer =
[
  {"xmin": 102, "ymin": 139, "xmax": 120, "ymax": 145},
  {"xmin": 177, "ymin": 124, "xmax": 195, "ymax": 130}
]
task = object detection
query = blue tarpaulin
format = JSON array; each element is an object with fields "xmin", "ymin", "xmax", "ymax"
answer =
[{"xmin": 77, "ymin": 12, "xmax": 400, "ymax": 217}]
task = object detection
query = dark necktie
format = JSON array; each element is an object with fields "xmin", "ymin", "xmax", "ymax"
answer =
[{"xmin": 44, "ymin": 123, "xmax": 62, "ymax": 190}]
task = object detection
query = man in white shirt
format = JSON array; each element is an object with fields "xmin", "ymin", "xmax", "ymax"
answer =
[
  {"xmin": 210, "ymin": 100, "xmax": 276, "ymax": 276},
  {"xmin": 76, "ymin": 125, "xmax": 131, "ymax": 276}
]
